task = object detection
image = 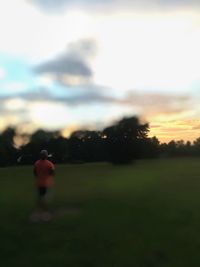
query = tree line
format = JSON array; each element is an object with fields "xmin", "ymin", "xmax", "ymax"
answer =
[{"xmin": 0, "ymin": 116, "xmax": 200, "ymax": 167}]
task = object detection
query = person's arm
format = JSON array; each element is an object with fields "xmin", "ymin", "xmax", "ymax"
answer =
[{"xmin": 48, "ymin": 162, "xmax": 55, "ymax": 176}]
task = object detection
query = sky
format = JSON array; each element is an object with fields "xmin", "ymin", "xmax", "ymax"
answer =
[{"xmin": 0, "ymin": 0, "xmax": 200, "ymax": 142}]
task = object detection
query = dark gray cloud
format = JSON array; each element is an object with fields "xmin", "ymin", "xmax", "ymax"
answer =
[
  {"xmin": 0, "ymin": 88, "xmax": 114, "ymax": 106},
  {"xmin": 35, "ymin": 39, "xmax": 96, "ymax": 86},
  {"xmin": 0, "ymin": 87, "xmax": 193, "ymax": 135},
  {"xmin": 36, "ymin": 56, "xmax": 92, "ymax": 76},
  {"xmin": 0, "ymin": 87, "xmax": 191, "ymax": 114},
  {"xmin": 30, "ymin": 0, "xmax": 200, "ymax": 13},
  {"xmin": 0, "ymin": 85, "xmax": 105, "ymax": 106}
]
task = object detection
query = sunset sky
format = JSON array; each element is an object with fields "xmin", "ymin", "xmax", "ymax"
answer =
[{"xmin": 0, "ymin": 0, "xmax": 200, "ymax": 142}]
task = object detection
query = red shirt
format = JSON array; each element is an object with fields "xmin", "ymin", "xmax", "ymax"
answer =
[{"xmin": 34, "ymin": 159, "xmax": 55, "ymax": 187}]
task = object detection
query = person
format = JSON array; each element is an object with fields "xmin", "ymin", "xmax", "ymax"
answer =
[{"xmin": 33, "ymin": 149, "xmax": 55, "ymax": 221}]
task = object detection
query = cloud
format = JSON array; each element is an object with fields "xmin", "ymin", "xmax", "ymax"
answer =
[
  {"xmin": 0, "ymin": 84, "xmax": 194, "ymax": 140},
  {"xmin": 0, "ymin": 87, "xmax": 198, "ymax": 143},
  {"xmin": 30, "ymin": 0, "xmax": 200, "ymax": 13},
  {"xmin": 0, "ymin": 86, "xmax": 191, "ymax": 115},
  {"xmin": 35, "ymin": 39, "xmax": 96, "ymax": 86},
  {"xmin": 0, "ymin": 85, "xmax": 190, "ymax": 105},
  {"xmin": 0, "ymin": 87, "xmax": 113, "ymax": 106},
  {"xmin": 3, "ymin": 98, "xmax": 27, "ymax": 112},
  {"xmin": 123, "ymin": 92, "xmax": 191, "ymax": 117},
  {"xmin": 36, "ymin": 56, "xmax": 92, "ymax": 85},
  {"xmin": 192, "ymin": 125, "xmax": 200, "ymax": 130}
]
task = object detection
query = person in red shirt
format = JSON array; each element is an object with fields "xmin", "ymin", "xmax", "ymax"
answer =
[{"xmin": 33, "ymin": 150, "xmax": 55, "ymax": 220}]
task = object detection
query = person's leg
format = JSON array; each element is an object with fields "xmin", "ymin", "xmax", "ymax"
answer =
[
  {"xmin": 30, "ymin": 187, "xmax": 48, "ymax": 222},
  {"xmin": 38, "ymin": 187, "xmax": 48, "ymax": 210},
  {"xmin": 38, "ymin": 187, "xmax": 52, "ymax": 221}
]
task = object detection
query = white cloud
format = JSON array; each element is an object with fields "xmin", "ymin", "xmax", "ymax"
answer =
[
  {"xmin": 37, "ymin": 76, "xmax": 54, "ymax": 87},
  {"xmin": 0, "ymin": 1, "xmax": 94, "ymax": 62},
  {"xmin": 0, "ymin": 0, "xmax": 199, "ymax": 93},
  {"xmin": 4, "ymin": 98, "xmax": 27, "ymax": 111},
  {"xmin": 29, "ymin": 102, "xmax": 70, "ymax": 129},
  {"xmin": 0, "ymin": 0, "xmax": 199, "ymax": 139},
  {"xmin": 92, "ymin": 12, "xmax": 200, "ymax": 92},
  {"xmin": 0, "ymin": 114, "xmax": 23, "ymax": 131}
]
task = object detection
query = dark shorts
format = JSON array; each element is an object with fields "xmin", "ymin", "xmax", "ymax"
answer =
[{"xmin": 38, "ymin": 187, "xmax": 48, "ymax": 197}]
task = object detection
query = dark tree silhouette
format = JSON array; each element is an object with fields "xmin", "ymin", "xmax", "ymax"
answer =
[
  {"xmin": 140, "ymin": 136, "xmax": 160, "ymax": 158},
  {"xmin": 19, "ymin": 129, "xmax": 63, "ymax": 164},
  {"xmin": 68, "ymin": 130, "xmax": 105, "ymax": 163},
  {"xmin": 193, "ymin": 138, "xmax": 200, "ymax": 156},
  {"xmin": 2, "ymin": 116, "xmax": 200, "ymax": 167},
  {"xmin": 0, "ymin": 127, "xmax": 18, "ymax": 166},
  {"xmin": 103, "ymin": 116, "xmax": 149, "ymax": 164}
]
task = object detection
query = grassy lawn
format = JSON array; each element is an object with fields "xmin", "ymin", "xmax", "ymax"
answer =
[{"xmin": 1, "ymin": 158, "xmax": 200, "ymax": 267}]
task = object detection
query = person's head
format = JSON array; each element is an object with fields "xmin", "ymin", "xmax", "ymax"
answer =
[{"xmin": 40, "ymin": 150, "xmax": 48, "ymax": 160}]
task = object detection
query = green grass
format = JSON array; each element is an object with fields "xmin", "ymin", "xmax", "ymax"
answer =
[{"xmin": 1, "ymin": 158, "xmax": 200, "ymax": 267}]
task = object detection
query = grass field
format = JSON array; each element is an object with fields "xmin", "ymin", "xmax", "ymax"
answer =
[{"xmin": 1, "ymin": 158, "xmax": 200, "ymax": 267}]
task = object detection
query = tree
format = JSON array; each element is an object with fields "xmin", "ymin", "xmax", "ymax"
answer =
[
  {"xmin": 193, "ymin": 138, "xmax": 200, "ymax": 156},
  {"xmin": 103, "ymin": 116, "xmax": 149, "ymax": 164},
  {"xmin": 68, "ymin": 130, "xmax": 104, "ymax": 162},
  {"xmin": 19, "ymin": 129, "xmax": 66, "ymax": 164},
  {"xmin": 140, "ymin": 136, "xmax": 160, "ymax": 158},
  {"xmin": 0, "ymin": 127, "xmax": 18, "ymax": 166},
  {"xmin": 48, "ymin": 136, "xmax": 69, "ymax": 163}
]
